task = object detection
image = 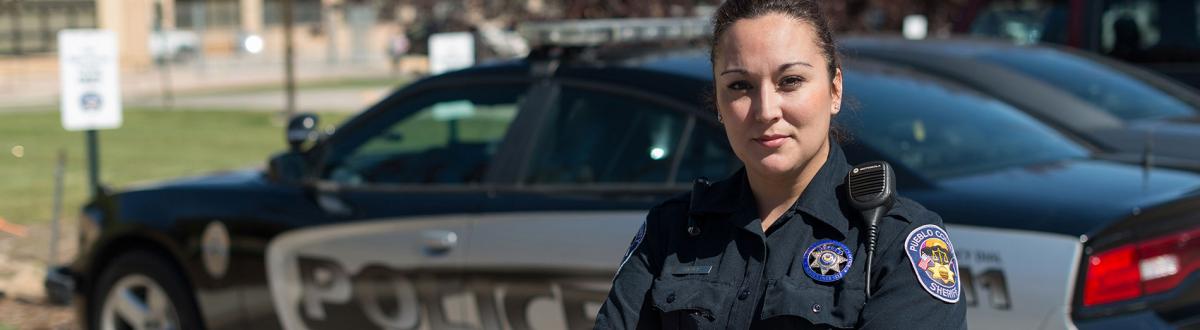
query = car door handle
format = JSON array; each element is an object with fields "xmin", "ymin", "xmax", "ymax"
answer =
[
  {"xmin": 422, "ymin": 230, "xmax": 458, "ymax": 256},
  {"xmin": 315, "ymin": 192, "xmax": 353, "ymax": 216}
]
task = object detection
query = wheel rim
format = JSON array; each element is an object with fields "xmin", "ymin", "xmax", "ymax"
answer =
[{"xmin": 100, "ymin": 274, "xmax": 181, "ymax": 330}]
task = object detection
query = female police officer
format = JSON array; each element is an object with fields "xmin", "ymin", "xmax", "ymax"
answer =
[{"xmin": 594, "ymin": 0, "xmax": 967, "ymax": 328}]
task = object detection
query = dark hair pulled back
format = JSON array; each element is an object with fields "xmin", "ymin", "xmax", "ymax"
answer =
[
  {"xmin": 709, "ymin": 0, "xmax": 840, "ymax": 82},
  {"xmin": 707, "ymin": 0, "xmax": 849, "ymax": 142}
]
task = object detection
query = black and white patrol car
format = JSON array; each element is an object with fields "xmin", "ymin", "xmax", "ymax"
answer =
[{"xmin": 49, "ymin": 19, "xmax": 1200, "ymax": 330}]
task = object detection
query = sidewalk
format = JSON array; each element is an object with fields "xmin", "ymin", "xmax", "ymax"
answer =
[
  {"xmin": 126, "ymin": 84, "xmax": 398, "ymax": 113},
  {"xmin": 0, "ymin": 53, "xmax": 425, "ymax": 112}
]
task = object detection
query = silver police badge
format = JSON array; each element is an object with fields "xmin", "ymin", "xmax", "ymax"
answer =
[{"xmin": 803, "ymin": 239, "xmax": 853, "ymax": 282}]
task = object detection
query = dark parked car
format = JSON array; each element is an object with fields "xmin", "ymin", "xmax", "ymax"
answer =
[
  {"xmin": 843, "ymin": 36, "xmax": 1200, "ymax": 171},
  {"xmin": 49, "ymin": 23, "xmax": 1200, "ymax": 330},
  {"xmin": 955, "ymin": 0, "xmax": 1200, "ymax": 89}
]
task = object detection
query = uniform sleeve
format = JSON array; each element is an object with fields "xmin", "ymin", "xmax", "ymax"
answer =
[
  {"xmin": 594, "ymin": 207, "xmax": 666, "ymax": 330},
  {"xmin": 858, "ymin": 210, "xmax": 967, "ymax": 329}
]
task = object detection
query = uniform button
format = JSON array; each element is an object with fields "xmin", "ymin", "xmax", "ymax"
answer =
[
  {"xmin": 737, "ymin": 289, "xmax": 750, "ymax": 300},
  {"xmin": 811, "ymin": 304, "xmax": 822, "ymax": 313},
  {"xmin": 666, "ymin": 293, "xmax": 676, "ymax": 303}
]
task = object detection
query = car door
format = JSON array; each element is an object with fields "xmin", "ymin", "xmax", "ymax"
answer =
[
  {"xmin": 264, "ymin": 78, "xmax": 544, "ymax": 330},
  {"xmin": 463, "ymin": 80, "xmax": 739, "ymax": 329}
]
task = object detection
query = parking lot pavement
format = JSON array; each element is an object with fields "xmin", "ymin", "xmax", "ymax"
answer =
[
  {"xmin": 0, "ymin": 223, "xmax": 78, "ymax": 329},
  {"xmin": 0, "ymin": 299, "xmax": 74, "ymax": 330}
]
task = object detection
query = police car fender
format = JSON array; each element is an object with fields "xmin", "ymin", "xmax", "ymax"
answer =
[{"xmin": 943, "ymin": 224, "xmax": 1082, "ymax": 330}]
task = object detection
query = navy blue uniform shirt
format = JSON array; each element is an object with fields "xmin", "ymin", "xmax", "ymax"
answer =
[{"xmin": 595, "ymin": 142, "xmax": 968, "ymax": 329}]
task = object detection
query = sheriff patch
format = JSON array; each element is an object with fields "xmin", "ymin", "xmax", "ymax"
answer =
[
  {"xmin": 905, "ymin": 224, "xmax": 961, "ymax": 303},
  {"xmin": 803, "ymin": 240, "xmax": 853, "ymax": 282},
  {"xmin": 616, "ymin": 221, "xmax": 647, "ymax": 273}
]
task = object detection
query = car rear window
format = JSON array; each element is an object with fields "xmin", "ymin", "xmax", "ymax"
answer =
[{"xmin": 841, "ymin": 67, "xmax": 1089, "ymax": 179}]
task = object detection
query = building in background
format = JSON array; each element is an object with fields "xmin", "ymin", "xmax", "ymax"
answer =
[{"xmin": 0, "ymin": 0, "xmax": 978, "ymax": 68}]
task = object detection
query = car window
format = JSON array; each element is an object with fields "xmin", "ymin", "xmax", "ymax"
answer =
[
  {"xmin": 523, "ymin": 87, "xmax": 687, "ymax": 184},
  {"xmin": 841, "ymin": 67, "xmax": 1088, "ymax": 179},
  {"xmin": 327, "ymin": 84, "xmax": 529, "ymax": 185},
  {"xmin": 968, "ymin": 0, "xmax": 1069, "ymax": 45},
  {"xmin": 675, "ymin": 120, "xmax": 740, "ymax": 183},
  {"xmin": 1099, "ymin": 0, "xmax": 1200, "ymax": 63},
  {"xmin": 974, "ymin": 48, "xmax": 1196, "ymax": 120}
]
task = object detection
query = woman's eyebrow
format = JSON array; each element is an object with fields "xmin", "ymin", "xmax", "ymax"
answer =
[
  {"xmin": 719, "ymin": 68, "xmax": 747, "ymax": 76},
  {"xmin": 779, "ymin": 61, "xmax": 813, "ymax": 71},
  {"xmin": 720, "ymin": 61, "xmax": 812, "ymax": 76}
]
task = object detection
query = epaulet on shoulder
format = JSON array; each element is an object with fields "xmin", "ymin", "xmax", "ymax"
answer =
[
  {"xmin": 642, "ymin": 191, "xmax": 691, "ymax": 237},
  {"xmin": 648, "ymin": 178, "xmax": 710, "ymax": 235},
  {"xmin": 888, "ymin": 196, "xmax": 944, "ymax": 226},
  {"xmin": 663, "ymin": 191, "xmax": 692, "ymax": 205},
  {"xmin": 652, "ymin": 191, "xmax": 691, "ymax": 213},
  {"xmin": 653, "ymin": 177, "xmax": 708, "ymax": 211}
]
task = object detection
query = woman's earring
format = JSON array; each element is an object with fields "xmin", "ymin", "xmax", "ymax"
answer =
[{"xmin": 717, "ymin": 113, "xmax": 723, "ymax": 123}]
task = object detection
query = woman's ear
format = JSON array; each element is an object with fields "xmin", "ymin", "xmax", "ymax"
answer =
[{"xmin": 831, "ymin": 67, "xmax": 843, "ymax": 115}]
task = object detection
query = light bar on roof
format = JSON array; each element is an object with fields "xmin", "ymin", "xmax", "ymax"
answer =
[{"xmin": 519, "ymin": 17, "xmax": 712, "ymax": 47}]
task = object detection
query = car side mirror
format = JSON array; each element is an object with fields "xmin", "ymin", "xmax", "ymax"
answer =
[
  {"xmin": 287, "ymin": 113, "xmax": 319, "ymax": 152},
  {"xmin": 267, "ymin": 151, "xmax": 307, "ymax": 184}
]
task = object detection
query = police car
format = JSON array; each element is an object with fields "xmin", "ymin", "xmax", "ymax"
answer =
[{"xmin": 49, "ymin": 18, "xmax": 1200, "ymax": 330}]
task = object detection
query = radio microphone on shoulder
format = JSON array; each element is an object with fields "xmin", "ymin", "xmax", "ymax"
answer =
[{"xmin": 847, "ymin": 161, "xmax": 896, "ymax": 297}]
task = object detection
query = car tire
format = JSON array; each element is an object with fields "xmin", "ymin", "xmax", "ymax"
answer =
[{"xmin": 89, "ymin": 250, "xmax": 204, "ymax": 330}]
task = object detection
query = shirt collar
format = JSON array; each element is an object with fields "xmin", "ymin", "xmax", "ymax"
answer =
[{"xmin": 689, "ymin": 141, "xmax": 856, "ymax": 236}]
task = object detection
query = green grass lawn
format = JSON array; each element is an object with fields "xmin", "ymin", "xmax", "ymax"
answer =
[{"xmin": 0, "ymin": 108, "xmax": 350, "ymax": 224}]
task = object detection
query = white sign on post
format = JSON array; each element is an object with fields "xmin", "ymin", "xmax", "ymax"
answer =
[
  {"xmin": 428, "ymin": 32, "xmax": 475, "ymax": 75},
  {"xmin": 59, "ymin": 29, "xmax": 122, "ymax": 131}
]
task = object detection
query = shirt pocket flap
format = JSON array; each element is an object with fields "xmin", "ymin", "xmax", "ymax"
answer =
[
  {"xmin": 761, "ymin": 279, "xmax": 862, "ymax": 329},
  {"xmin": 650, "ymin": 278, "xmax": 733, "ymax": 315}
]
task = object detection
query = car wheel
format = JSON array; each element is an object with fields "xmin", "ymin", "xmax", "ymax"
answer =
[{"xmin": 90, "ymin": 250, "xmax": 203, "ymax": 330}]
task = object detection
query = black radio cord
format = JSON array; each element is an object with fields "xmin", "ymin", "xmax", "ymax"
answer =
[{"xmin": 866, "ymin": 221, "xmax": 879, "ymax": 297}]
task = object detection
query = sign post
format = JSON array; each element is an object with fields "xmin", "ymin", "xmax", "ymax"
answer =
[{"xmin": 59, "ymin": 29, "xmax": 123, "ymax": 197}]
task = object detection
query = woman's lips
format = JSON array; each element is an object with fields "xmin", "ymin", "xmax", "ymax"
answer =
[{"xmin": 753, "ymin": 134, "xmax": 789, "ymax": 148}]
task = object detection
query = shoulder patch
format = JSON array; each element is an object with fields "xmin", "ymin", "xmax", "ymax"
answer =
[
  {"xmin": 616, "ymin": 221, "xmax": 647, "ymax": 273},
  {"xmin": 904, "ymin": 224, "xmax": 961, "ymax": 303}
]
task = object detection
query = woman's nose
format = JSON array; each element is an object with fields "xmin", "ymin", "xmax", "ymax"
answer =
[{"xmin": 752, "ymin": 86, "xmax": 782, "ymax": 123}]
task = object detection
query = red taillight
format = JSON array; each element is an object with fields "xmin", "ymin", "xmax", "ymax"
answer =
[
  {"xmin": 1084, "ymin": 245, "xmax": 1141, "ymax": 306},
  {"xmin": 1083, "ymin": 227, "xmax": 1200, "ymax": 307}
]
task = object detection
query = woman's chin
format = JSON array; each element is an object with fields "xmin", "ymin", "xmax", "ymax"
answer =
[{"xmin": 746, "ymin": 155, "xmax": 801, "ymax": 177}]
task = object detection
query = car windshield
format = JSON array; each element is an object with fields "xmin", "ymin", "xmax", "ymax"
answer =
[
  {"xmin": 973, "ymin": 48, "xmax": 1197, "ymax": 121},
  {"xmin": 841, "ymin": 66, "xmax": 1089, "ymax": 179}
]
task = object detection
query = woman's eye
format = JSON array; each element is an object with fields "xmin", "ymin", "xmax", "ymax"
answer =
[
  {"xmin": 780, "ymin": 76, "xmax": 804, "ymax": 88},
  {"xmin": 727, "ymin": 81, "xmax": 752, "ymax": 91}
]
